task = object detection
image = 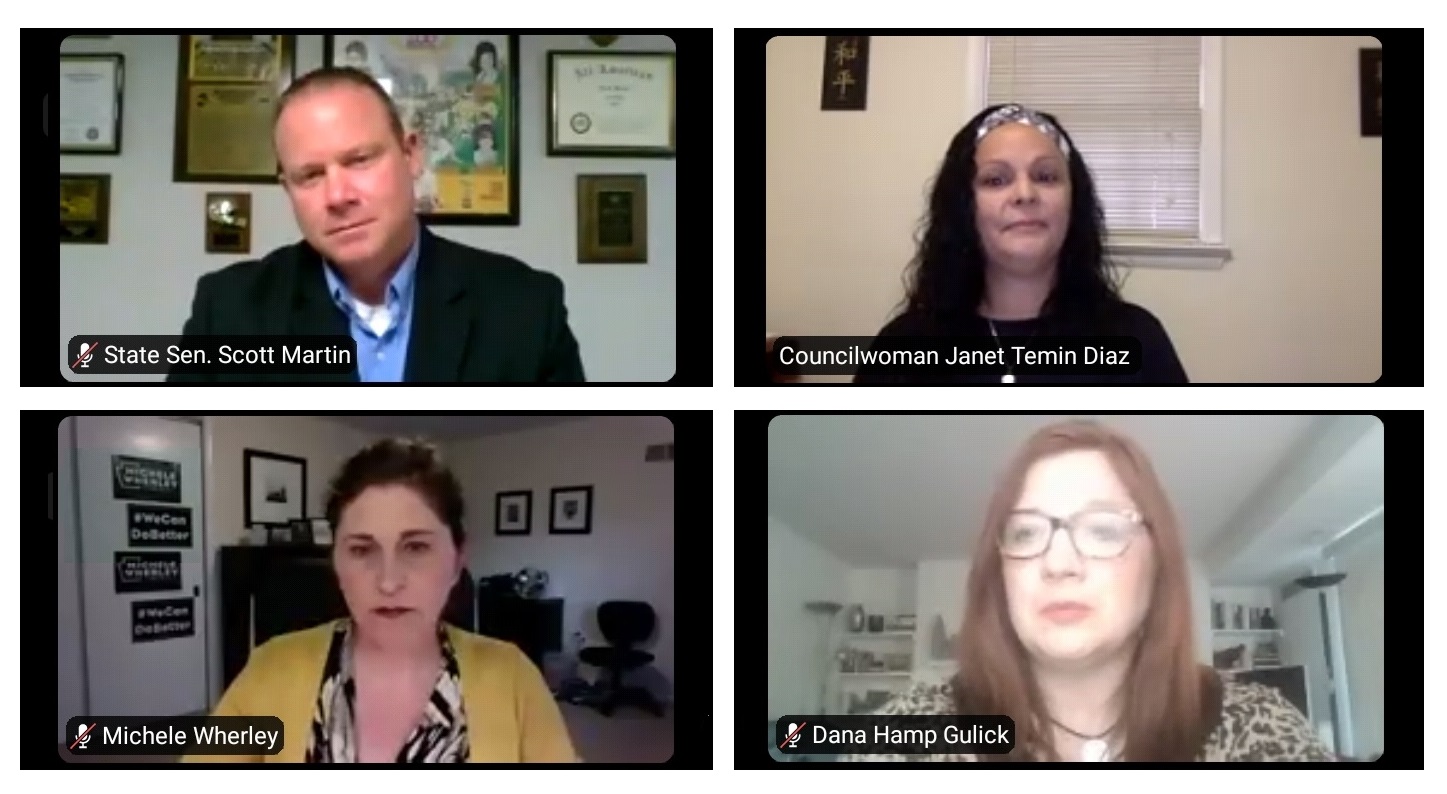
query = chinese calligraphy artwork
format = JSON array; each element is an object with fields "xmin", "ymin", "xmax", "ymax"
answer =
[
  {"xmin": 1359, "ymin": 48, "xmax": 1380, "ymax": 137},
  {"xmin": 821, "ymin": 36, "xmax": 869, "ymax": 110}
]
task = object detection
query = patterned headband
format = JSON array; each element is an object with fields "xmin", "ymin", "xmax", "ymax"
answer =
[{"xmin": 976, "ymin": 104, "xmax": 1072, "ymax": 158}]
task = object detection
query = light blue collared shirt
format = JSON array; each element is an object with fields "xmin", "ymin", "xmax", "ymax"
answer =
[{"xmin": 322, "ymin": 230, "xmax": 421, "ymax": 382}]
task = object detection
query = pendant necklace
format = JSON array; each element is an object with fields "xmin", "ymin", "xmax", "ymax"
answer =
[
  {"xmin": 986, "ymin": 318, "xmax": 1036, "ymax": 383},
  {"xmin": 1049, "ymin": 717, "xmax": 1118, "ymax": 762}
]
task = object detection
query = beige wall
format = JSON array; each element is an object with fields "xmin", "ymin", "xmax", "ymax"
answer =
[
  {"xmin": 447, "ymin": 416, "xmax": 676, "ymax": 699},
  {"xmin": 766, "ymin": 36, "xmax": 1382, "ymax": 382}
]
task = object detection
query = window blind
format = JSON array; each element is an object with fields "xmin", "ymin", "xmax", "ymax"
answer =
[{"xmin": 987, "ymin": 36, "xmax": 1203, "ymax": 240}]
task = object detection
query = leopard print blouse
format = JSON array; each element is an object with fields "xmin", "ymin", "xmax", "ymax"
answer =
[{"xmin": 843, "ymin": 674, "xmax": 1337, "ymax": 762}]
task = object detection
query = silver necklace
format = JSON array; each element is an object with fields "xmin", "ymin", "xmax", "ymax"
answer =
[{"xmin": 986, "ymin": 319, "xmax": 1016, "ymax": 383}]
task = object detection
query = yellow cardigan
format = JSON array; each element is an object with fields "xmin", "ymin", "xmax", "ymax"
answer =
[{"xmin": 183, "ymin": 620, "xmax": 578, "ymax": 763}]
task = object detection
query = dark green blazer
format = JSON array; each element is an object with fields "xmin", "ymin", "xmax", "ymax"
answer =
[{"xmin": 167, "ymin": 227, "xmax": 585, "ymax": 383}]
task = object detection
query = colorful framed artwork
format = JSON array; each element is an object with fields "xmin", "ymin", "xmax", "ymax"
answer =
[{"xmin": 323, "ymin": 34, "xmax": 521, "ymax": 225}]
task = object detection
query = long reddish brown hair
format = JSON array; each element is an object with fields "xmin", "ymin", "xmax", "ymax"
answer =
[{"xmin": 953, "ymin": 420, "xmax": 1219, "ymax": 761}]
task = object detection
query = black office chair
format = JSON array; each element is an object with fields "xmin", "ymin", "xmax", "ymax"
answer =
[{"xmin": 578, "ymin": 601, "xmax": 664, "ymax": 717}]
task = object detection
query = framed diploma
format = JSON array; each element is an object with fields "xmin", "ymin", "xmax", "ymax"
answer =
[
  {"xmin": 548, "ymin": 50, "xmax": 676, "ymax": 157},
  {"xmin": 173, "ymin": 35, "xmax": 295, "ymax": 183},
  {"xmin": 61, "ymin": 173, "xmax": 111, "ymax": 245},
  {"xmin": 60, "ymin": 54, "xmax": 124, "ymax": 154},
  {"xmin": 577, "ymin": 174, "xmax": 647, "ymax": 263},
  {"xmin": 324, "ymin": 34, "xmax": 521, "ymax": 226}
]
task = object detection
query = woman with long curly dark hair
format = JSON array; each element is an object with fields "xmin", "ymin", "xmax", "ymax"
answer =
[{"xmin": 855, "ymin": 104, "xmax": 1188, "ymax": 384}]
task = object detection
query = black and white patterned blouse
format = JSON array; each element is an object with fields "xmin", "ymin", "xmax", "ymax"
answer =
[{"xmin": 305, "ymin": 620, "xmax": 470, "ymax": 763}]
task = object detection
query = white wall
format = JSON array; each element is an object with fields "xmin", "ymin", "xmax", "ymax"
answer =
[
  {"xmin": 846, "ymin": 567, "xmax": 916, "ymax": 616},
  {"xmin": 913, "ymin": 559, "xmax": 969, "ymax": 685},
  {"xmin": 57, "ymin": 419, "xmax": 86, "ymax": 742},
  {"xmin": 446, "ymin": 416, "xmax": 675, "ymax": 699},
  {"xmin": 59, "ymin": 34, "xmax": 677, "ymax": 382},
  {"xmin": 200, "ymin": 415, "xmax": 381, "ymax": 705},
  {"xmin": 766, "ymin": 35, "xmax": 1381, "ymax": 382},
  {"xmin": 767, "ymin": 516, "xmax": 850, "ymax": 717},
  {"xmin": 1336, "ymin": 533, "xmax": 1384, "ymax": 758},
  {"xmin": 1278, "ymin": 584, "xmax": 1330, "ymax": 730}
]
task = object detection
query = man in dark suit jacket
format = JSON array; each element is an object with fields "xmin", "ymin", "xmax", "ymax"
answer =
[{"xmin": 168, "ymin": 66, "xmax": 584, "ymax": 383}]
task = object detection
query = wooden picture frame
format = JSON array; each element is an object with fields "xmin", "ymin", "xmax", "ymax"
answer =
[
  {"xmin": 59, "ymin": 53, "xmax": 125, "ymax": 155},
  {"xmin": 547, "ymin": 50, "xmax": 676, "ymax": 157},
  {"xmin": 323, "ymin": 34, "xmax": 522, "ymax": 226},
  {"xmin": 577, "ymin": 174, "xmax": 647, "ymax": 263},
  {"xmin": 173, "ymin": 35, "xmax": 296, "ymax": 183},
  {"xmin": 60, "ymin": 173, "xmax": 111, "ymax": 244}
]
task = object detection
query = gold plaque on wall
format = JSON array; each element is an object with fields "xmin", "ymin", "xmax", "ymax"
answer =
[
  {"xmin": 577, "ymin": 174, "xmax": 647, "ymax": 264},
  {"xmin": 205, "ymin": 192, "xmax": 252, "ymax": 254},
  {"xmin": 60, "ymin": 173, "xmax": 111, "ymax": 244},
  {"xmin": 173, "ymin": 35, "xmax": 295, "ymax": 182}
]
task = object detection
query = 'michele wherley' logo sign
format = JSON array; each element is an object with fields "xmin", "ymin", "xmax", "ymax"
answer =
[
  {"xmin": 112, "ymin": 455, "xmax": 182, "ymax": 503},
  {"xmin": 127, "ymin": 504, "xmax": 193, "ymax": 547},
  {"xmin": 114, "ymin": 551, "xmax": 183, "ymax": 593}
]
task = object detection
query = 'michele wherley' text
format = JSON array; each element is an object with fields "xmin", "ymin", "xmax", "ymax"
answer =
[{"xmin": 100, "ymin": 724, "xmax": 280, "ymax": 749}]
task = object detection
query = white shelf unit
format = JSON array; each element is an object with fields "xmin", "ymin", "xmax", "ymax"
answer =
[
  {"xmin": 1209, "ymin": 586, "xmax": 1285, "ymax": 672},
  {"xmin": 831, "ymin": 567, "xmax": 918, "ymax": 714}
]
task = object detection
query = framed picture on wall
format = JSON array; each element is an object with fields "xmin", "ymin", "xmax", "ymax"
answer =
[
  {"xmin": 549, "ymin": 485, "xmax": 593, "ymax": 534},
  {"xmin": 59, "ymin": 53, "xmax": 125, "ymax": 155},
  {"xmin": 173, "ymin": 35, "xmax": 296, "ymax": 183},
  {"xmin": 243, "ymin": 449, "xmax": 307, "ymax": 527},
  {"xmin": 60, "ymin": 173, "xmax": 111, "ymax": 245},
  {"xmin": 322, "ymin": 34, "xmax": 521, "ymax": 225},
  {"xmin": 546, "ymin": 50, "xmax": 676, "ymax": 157},
  {"xmin": 495, "ymin": 490, "xmax": 532, "ymax": 535}
]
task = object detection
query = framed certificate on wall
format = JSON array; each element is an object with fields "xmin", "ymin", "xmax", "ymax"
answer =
[
  {"xmin": 60, "ymin": 53, "xmax": 124, "ymax": 154},
  {"xmin": 173, "ymin": 35, "xmax": 296, "ymax": 182},
  {"xmin": 547, "ymin": 50, "xmax": 676, "ymax": 157}
]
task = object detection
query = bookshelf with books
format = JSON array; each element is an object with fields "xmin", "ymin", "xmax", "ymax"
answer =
[{"xmin": 1209, "ymin": 586, "xmax": 1285, "ymax": 673}]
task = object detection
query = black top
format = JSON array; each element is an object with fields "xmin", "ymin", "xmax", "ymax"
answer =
[
  {"xmin": 854, "ymin": 301, "xmax": 1188, "ymax": 384},
  {"xmin": 167, "ymin": 227, "xmax": 586, "ymax": 383}
]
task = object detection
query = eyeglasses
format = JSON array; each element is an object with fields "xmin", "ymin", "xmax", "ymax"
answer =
[{"xmin": 997, "ymin": 508, "xmax": 1148, "ymax": 560}]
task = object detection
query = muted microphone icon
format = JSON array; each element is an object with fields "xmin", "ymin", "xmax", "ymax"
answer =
[
  {"xmin": 73, "ymin": 723, "xmax": 94, "ymax": 750},
  {"xmin": 786, "ymin": 722, "xmax": 801, "ymax": 748}
]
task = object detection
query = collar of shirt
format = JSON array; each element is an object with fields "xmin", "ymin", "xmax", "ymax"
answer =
[{"xmin": 322, "ymin": 229, "xmax": 421, "ymax": 336}]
